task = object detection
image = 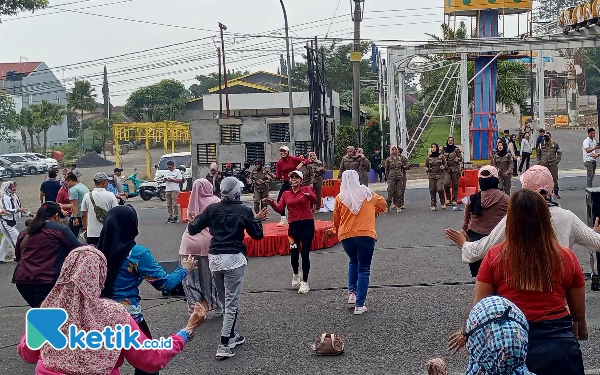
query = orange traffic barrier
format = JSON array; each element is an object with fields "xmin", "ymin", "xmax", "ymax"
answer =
[
  {"xmin": 321, "ymin": 179, "xmax": 341, "ymax": 198},
  {"xmin": 457, "ymin": 170, "xmax": 479, "ymax": 202},
  {"xmin": 177, "ymin": 191, "xmax": 191, "ymax": 222}
]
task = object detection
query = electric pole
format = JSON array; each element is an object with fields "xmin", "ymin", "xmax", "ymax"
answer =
[
  {"xmin": 217, "ymin": 47, "xmax": 223, "ymax": 118},
  {"xmin": 279, "ymin": 0, "xmax": 295, "ymax": 154},
  {"xmin": 351, "ymin": 0, "xmax": 365, "ymax": 145},
  {"xmin": 219, "ymin": 23, "xmax": 230, "ymax": 118}
]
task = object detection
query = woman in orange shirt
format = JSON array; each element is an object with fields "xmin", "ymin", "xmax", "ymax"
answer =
[{"xmin": 326, "ymin": 170, "xmax": 387, "ymax": 315}]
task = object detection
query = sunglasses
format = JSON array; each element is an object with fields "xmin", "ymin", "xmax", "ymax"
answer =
[{"xmin": 465, "ymin": 306, "xmax": 528, "ymax": 339}]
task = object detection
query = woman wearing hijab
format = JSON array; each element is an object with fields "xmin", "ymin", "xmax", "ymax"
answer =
[
  {"xmin": 179, "ymin": 179, "xmax": 222, "ymax": 314},
  {"xmin": 492, "ymin": 140, "xmax": 512, "ymax": 195},
  {"xmin": 442, "ymin": 137, "xmax": 462, "ymax": 206},
  {"xmin": 17, "ymin": 246, "xmax": 207, "ymax": 375},
  {"xmin": 206, "ymin": 162, "xmax": 223, "ymax": 198},
  {"xmin": 326, "ymin": 170, "xmax": 387, "ymax": 315},
  {"xmin": 97, "ymin": 205, "xmax": 197, "ymax": 375},
  {"xmin": 425, "ymin": 143, "xmax": 447, "ymax": 211},
  {"xmin": 509, "ymin": 134, "xmax": 519, "ymax": 177},
  {"xmin": 308, "ymin": 151, "xmax": 325, "ymax": 214},
  {"xmin": 0, "ymin": 181, "xmax": 32, "ymax": 263},
  {"xmin": 188, "ymin": 177, "xmax": 266, "ymax": 359},
  {"xmin": 462, "ymin": 165, "xmax": 509, "ymax": 277},
  {"xmin": 56, "ymin": 179, "xmax": 72, "ymax": 225},
  {"xmin": 264, "ymin": 170, "xmax": 317, "ymax": 294}
]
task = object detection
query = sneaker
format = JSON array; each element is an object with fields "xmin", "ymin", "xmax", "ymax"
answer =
[
  {"xmin": 215, "ymin": 345, "xmax": 235, "ymax": 359},
  {"xmin": 354, "ymin": 306, "xmax": 368, "ymax": 315},
  {"xmin": 172, "ymin": 216, "xmax": 179, "ymax": 223},
  {"xmin": 431, "ymin": 206, "xmax": 437, "ymax": 211},
  {"xmin": 396, "ymin": 208, "xmax": 402, "ymax": 214},
  {"xmin": 228, "ymin": 334, "xmax": 245, "ymax": 348},
  {"xmin": 592, "ymin": 275, "xmax": 600, "ymax": 291},
  {"xmin": 298, "ymin": 281, "xmax": 310, "ymax": 294},
  {"xmin": 166, "ymin": 217, "xmax": 173, "ymax": 224},
  {"xmin": 292, "ymin": 274, "xmax": 301, "ymax": 289},
  {"xmin": 399, "ymin": 205, "xmax": 405, "ymax": 209},
  {"xmin": 347, "ymin": 293, "xmax": 356, "ymax": 304},
  {"xmin": 441, "ymin": 204, "xmax": 447, "ymax": 209},
  {"xmin": 451, "ymin": 201, "xmax": 458, "ymax": 206}
]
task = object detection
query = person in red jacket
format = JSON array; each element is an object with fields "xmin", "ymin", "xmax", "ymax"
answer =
[
  {"xmin": 275, "ymin": 145, "xmax": 308, "ymax": 226},
  {"xmin": 264, "ymin": 170, "xmax": 316, "ymax": 294}
]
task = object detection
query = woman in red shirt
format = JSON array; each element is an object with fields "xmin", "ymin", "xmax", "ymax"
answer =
[
  {"xmin": 448, "ymin": 189, "xmax": 587, "ymax": 375},
  {"xmin": 264, "ymin": 170, "xmax": 316, "ymax": 294}
]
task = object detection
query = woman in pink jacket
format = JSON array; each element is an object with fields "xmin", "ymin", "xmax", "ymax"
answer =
[
  {"xmin": 179, "ymin": 178, "xmax": 222, "ymax": 313},
  {"xmin": 17, "ymin": 246, "xmax": 206, "ymax": 375}
]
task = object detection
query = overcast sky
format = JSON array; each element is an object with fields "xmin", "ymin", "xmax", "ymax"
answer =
[{"xmin": 2, "ymin": 0, "xmax": 536, "ymax": 105}]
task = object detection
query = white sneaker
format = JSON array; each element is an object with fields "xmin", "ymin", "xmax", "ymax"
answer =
[
  {"xmin": 347, "ymin": 293, "xmax": 356, "ymax": 304},
  {"xmin": 292, "ymin": 274, "xmax": 301, "ymax": 288},
  {"xmin": 298, "ymin": 281, "xmax": 310, "ymax": 294},
  {"xmin": 277, "ymin": 216, "xmax": 288, "ymax": 227},
  {"xmin": 431, "ymin": 206, "xmax": 437, "ymax": 211},
  {"xmin": 396, "ymin": 208, "xmax": 402, "ymax": 214},
  {"xmin": 441, "ymin": 204, "xmax": 447, "ymax": 209},
  {"xmin": 354, "ymin": 306, "xmax": 368, "ymax": 315}
]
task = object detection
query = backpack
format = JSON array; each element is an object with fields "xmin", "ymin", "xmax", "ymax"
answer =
[{"xmin": 89, "ymin": 192, "xmax": 107, "ymax": 223}]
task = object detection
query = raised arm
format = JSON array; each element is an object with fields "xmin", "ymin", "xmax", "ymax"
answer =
[
  {"xmin": 187, "ymin": 207, "xmax": 211, "ymax": 236},
  {"xmin": 244, "ymin": 209, "xmax": 264, "ymax": 240}
]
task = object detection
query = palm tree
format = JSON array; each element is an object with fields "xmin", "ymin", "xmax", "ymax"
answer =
[{"xmin": 67, "ymin": 80, "xmax": 97, "ymax": 154}]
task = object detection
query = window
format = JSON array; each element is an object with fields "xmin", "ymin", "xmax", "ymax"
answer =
[
  {"xmin": 268, "ymin": 123, "xmax": 290, "ymax": 142},
  {"xmin": 295, "ymin": 141, "xmax": 311, "ymax": 157},
  {"xmin": 245, "ymin": 142, "xmax": 265, "ymax": 163},
  {"xmin": 220, "ymin": 125, "xmax": 241, "ymax": 144},
  {"xmin": 196, "ymin": 144, "xmax": 217, "ymax": 164},
  {"xmin": 158, "ymin": 155, "xmax": 192, "ymax": 170}
]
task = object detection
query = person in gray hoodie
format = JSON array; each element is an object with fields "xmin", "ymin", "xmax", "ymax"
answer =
[{"xmin": 461, "ymin": 165, "xmax": 509, "ymax": 277}]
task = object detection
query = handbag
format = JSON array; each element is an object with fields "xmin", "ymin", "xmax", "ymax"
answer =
[
  {"xmin": 311, "ymin": 333, "xmax": 344, "ymax": 356},
  {"xmin": 89, "ymin": 192, "xmax": 107, "ymax": 223}
]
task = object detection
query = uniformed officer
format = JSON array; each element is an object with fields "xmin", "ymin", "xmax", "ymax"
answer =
[
  {"xmin": 308, "ymin": 151, "xmax": 325, "ymax": 214},
  {"xmin": 425, "ymin": 143, "xmax": 447, "ymax": 211},
  {"xmin": 251, "ymin": 159, "xmax": 273, "ymax": 215},
  {"xmin": 385, "ymin": 145, "xmax": 410, "ymax": 213},
  {"xmin": 536, "ymin": 131, "xmax": 562, "ymax": 198},
  {"xmin": 297, "ymin": 154, "xmax": 313, "ymax": 188},
  {"xmin": 442, "ymin": 136, "xmax": 462, "ymax": 206}
]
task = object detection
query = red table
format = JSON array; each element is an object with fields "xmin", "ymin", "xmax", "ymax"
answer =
[{"xmin": 244, "ymin": 220, "xmax": 339, "ymax": 257}]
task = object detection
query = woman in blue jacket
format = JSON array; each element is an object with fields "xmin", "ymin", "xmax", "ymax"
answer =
[{"xmin": 98, "ymin": 205, "xmax": 197, "ymax": 375}]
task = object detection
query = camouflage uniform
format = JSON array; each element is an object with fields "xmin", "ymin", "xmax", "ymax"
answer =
[
  {"xmin": 425, "ymin": 155, "xmax": 447, "ymax": 207},
  {"xmin": 358, "ymin": 155, "xmax": 371, "ymax": 186},
  {"xmin": 385, "ymin": 155, "xmax": 410, "ymax": 208},
  {"xmin": 299, "ymin": 163, "xmax": 313, "ymax": 187},
  {"xmin": 537, "ymin": 140, "xmax": 562, "ymax": 195},
  {"xmin": 442, "ymin": 147, "xmax": 462, "ymax": 203},
  {"xmin": 492, "ymin": 152, "xmax": 512, "ymax": 195},
  {"xmin": 339, "ymin": 154, "xmax": 362, "ymax": 179},
  {"xmin": 309, "ymin": 160, "xmax": 325, "ymax": 211},
  {"xmin": 251, "ymin": 166, "xmax": 272, "ymax": 213}
]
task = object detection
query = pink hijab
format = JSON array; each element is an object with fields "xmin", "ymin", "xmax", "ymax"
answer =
[
  {"xmin": 40, "ymin": 246, "xmax": 130, "ymax": 375},
  {"xmin": 180, "ymin": 179, "xmax": 221, "ymax": 256}
]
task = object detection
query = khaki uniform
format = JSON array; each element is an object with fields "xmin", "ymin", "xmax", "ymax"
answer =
[
  {"xmin": 309, "ymin": 160, "xmax": 325, "ymax": 211},
  {"xmin": 442, "ymin": 147, "xmax": 462, "ymax": 203},
  {"xmin": 492, "ymin": 153, "xmax": 512, "ymax": 195},
  {"xmin": 251, "ymin": 167, "xmax": 272, "ymax": 213},
  {"xmin": 425, "ymin": 155, "xmax": 446, "ymax": 207},
  {"xmin": 339, "ymin": 154, "xmax": 362, "ymax": 179},
  {"xmin": 385, "ymin": 155, "xmax": 410, "ymax": 207},
  {"xmin": 358, "ymin": 155, "xmax": 371, "ymax": 186},
  {"xmin": 299, "ymin": 164, "xmax": 313, "ymax": 187},
  {"xmin": 537, "ymin": 140, "xmax": 562, "ymax": 194}
]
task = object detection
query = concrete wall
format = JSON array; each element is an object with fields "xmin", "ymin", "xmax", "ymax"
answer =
[{"xmin": 545, "ymin": 95, "xmax": 597, "ymax": 112}]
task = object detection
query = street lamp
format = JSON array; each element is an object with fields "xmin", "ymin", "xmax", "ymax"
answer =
[{"xmin": 279, "ymin": 0, "xmax": 295, "ymax": 154}]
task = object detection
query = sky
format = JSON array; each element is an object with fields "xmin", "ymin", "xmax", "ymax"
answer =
[{"xmin": 1, "ymin": 0, "xmax": 538, "ymax": 105}]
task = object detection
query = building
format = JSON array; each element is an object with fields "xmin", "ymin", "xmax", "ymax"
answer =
[
  {"xmin": 182, "ymin": 90, "xmax": 340, "ymax": 179},
  {"xmin": 0, "ymin": 62, "xmax": 68, "ymax": 152}
]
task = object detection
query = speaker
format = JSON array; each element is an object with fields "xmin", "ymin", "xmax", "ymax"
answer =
[
  {"xmin": 585, "ymin": 188, "xmax": 600, "ymax": 228},
  {"xmin": 159, "ymin": 260, "xmax": 186, "ymax": 297}
]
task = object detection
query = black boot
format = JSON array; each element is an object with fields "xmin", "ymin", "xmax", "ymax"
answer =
[{"xmin": 554, "ymin": 190, "xmax": 561, "ymax": 199}]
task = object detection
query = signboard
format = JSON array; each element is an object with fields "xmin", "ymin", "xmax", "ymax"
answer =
[
  {"xmin": 555, "ymin": 115, "xmax": 569, "ymax": 126},
  {"xmin": 444, "ymin": 0, "xmax": 532, "ymax": 15}
]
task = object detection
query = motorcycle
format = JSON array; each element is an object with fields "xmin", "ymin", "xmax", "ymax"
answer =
[
  {"xmin": 122, "ymin": 169, "xmax": 143, "ymax": 198},
  {"xmin": 139, "ymin": 179, "xmax": 166, "ymax": 201}
]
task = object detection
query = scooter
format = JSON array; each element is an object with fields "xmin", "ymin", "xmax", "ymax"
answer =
[
  {"xmin": 139, "ymin": 179, "xmax": 166, "ymax": 201},
  {"xmin": 122, "ymin": 169, "xmax": 143, "ymax": 198}
]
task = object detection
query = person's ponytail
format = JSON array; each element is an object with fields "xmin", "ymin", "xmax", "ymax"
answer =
[{"xmin": 27, "ymin": 207, "xmax": 48, "ymax": 235}]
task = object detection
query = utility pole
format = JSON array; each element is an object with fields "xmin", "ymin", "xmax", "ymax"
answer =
[
  {"xmin": 219, "ymin": 23, "xmax": 230, "ymax": 118},
  {"xmin": 351, "ymin": 0, "xmax": 365, "ymax": 146},
  {"xmin": 279, "ymin": 0, "xmax": 295, "ymax": 154},
  {"xmin": 217, "ymin": 48, "xmax": 223, "ymax": 118}
]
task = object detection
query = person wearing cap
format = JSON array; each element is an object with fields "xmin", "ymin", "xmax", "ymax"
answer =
[
  {"xmin": 188, "ymin": 177, "xmax": 267, "ymax": 359},
  {"xmin": 446, "ymin": 165, "xmax": 600, "ymax": 291},
  {"xmin": 264, "ymin": 170, "xmax": 316, "ymax": 294},
  {"xmin": 583, "ymin": 128, "xmax": 600, "ymax": 188},
  {"xmin": 275, "ymin": 145, "xmax": 307, "ymax": 226},
  {"xmin": 461, "ymin": 165, "xmax": 509, "ymax": 276},
  {"xmin": 13, "ymin": 201, "xmax": 82, "ymax": 307},
  {"xmin": 206, "ymin": 162, "xmax": 223, "ymax": 198},
  {"xmin": 491, "ymin": 139, "xmax": 512, "ymax": 195},
  {"xmin": 537, "ymin": 131, "xmax": 562, "ymax": 198},
  {"xmin": 385, "ymin": 145, "xmax": 410, "ymax": 213},
  {"xmin": 113, "ymin": 167, "xmax": 125, "ymax": 194},
  {"xmin": 81, "ymin": 172, "xmax": 118, "ymax": 246},
  {"xmin": 65, "ymin": 172, "xmax": 89, "ymax": 238}
]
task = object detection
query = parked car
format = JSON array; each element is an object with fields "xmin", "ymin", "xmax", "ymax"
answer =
[
  {"xmin": 18, "ymin": 153, "xmax": 59, "ymax": 170},
  {"xmin": 0, "ymin": 154, "xmax": 47, "ymax": 175},
  {"xmin": 0, "ymin": 157, "xmax": 26, "ymax": 178}
]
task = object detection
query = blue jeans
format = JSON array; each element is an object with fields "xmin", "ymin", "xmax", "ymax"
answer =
[{"xmin": 342, "ymin": 236, "xmax": 376, "ymax": 307}]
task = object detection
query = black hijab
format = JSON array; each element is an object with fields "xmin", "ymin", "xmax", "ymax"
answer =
[
  {"xmin": 496, "ymin": 140, "xmax": 508, "ymax": 157},
  {"xmin": 430, "ymin": 143, "xmax": 440, "ymax": 158},
  {"xmin": 97, "ymin": 205, "xmax": 139, "ymax": 298},
  {"xmin": 444, "ymin": 137, "xmax": 456, "ymax": 153}
]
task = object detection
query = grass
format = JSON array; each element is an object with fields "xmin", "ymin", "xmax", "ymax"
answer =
[{"xmin": 409, "ymin": 117, "xmax": 460, "ymax": 164}]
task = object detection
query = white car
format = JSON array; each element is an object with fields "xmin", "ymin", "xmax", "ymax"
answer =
[{"xmin": 16, "ymin": 153, "xmax": 59, "ymax": 170}]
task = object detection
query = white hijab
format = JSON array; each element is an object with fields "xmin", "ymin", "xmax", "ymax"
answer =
[{"xmin": 339, "ymin": 170, "xmax": 372, "ymax": 215}]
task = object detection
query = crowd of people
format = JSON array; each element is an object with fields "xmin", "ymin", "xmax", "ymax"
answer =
[{"xmin": 4, "ymin": 128, "xmax": 600, "ymax": 374}]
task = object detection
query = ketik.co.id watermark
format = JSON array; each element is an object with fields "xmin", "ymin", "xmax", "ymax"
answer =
[{"xmin": 26, "ymin": 308, "xmax": 173, "ymax": 350}]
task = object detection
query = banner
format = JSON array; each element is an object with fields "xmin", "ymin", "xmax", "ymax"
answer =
[{"xmin": 444, "ymin": 0, "xmax": 532, "ymax": 15}]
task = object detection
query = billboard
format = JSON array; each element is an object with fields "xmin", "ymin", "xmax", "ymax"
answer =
[{"xmin": 444, "ymin": 0, "xmax": 532, "ymax": 16}]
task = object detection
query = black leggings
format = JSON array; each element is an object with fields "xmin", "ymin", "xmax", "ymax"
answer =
[
  {"xmin": 277, "ymin": 181, "xmax": 291, "ymax": 203},
  {"xmin": 466, "ymin": 230, "xmax": 487, "ymax": 277},
  {"xmin": 135, "ymin": 318, "xmax": 159, "ymax": 375},
  {"xmin": 288, "ymin": 219, "xmax": 315, "ymax": 282},
  {"xmin": 16, "ymin": 283, "xmax": 55, "ymax": 308}
]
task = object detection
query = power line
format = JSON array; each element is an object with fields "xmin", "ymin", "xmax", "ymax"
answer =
[
  {"xmin": 6, "ymin": 0, "xmax": 138, "ymax": 21},
  {"xmin": 325, "ymin": 0, "xmax": 342, "ymax": 39}
]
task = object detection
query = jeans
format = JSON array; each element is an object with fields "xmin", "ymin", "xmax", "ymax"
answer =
[
  {"xmin": 165, "ymin": 191, "xmax": 179, "ymax": 217},
  {"xmin": 213, "ymin": 265, "xmax": 245, "ymax": 345},
  {"xmin": 585, "ymin": 161, "xmax": 597, "ymax": 188},
  {"xmin": 288, "ymin": 219, "xmax": 315, "ymax": 282},
  {"xmin": 519, "ymin": 152, "xmax": 531, "ymax": 172},
  {"xmin": 342, "ymin": 236, "xmax": 376, "ymax": 307}
]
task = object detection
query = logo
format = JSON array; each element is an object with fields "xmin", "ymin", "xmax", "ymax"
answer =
[{"xmin": 26, "ymin": 308, "xmax": 173, "ymax": 350}]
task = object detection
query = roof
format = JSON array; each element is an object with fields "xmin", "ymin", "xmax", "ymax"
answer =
[
  {"xmin": 160, "ymin": 152, "xmax": 191, "ymax": 158},
  {"xmin": 0, "ymin": 62, "xmax": 42, "ymax": 80},
  {"xmin": 208, "ymin": 81, "xmax": 276, "ymax": 94},
  {"xmin": 228, "ymin": 70, "xmax": 287, "ymax": 83},
  {"xmin": 405, "ymin": 94, "xmax": 420, "ymax": 104}
]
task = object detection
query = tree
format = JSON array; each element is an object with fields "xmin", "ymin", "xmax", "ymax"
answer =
[
  {"xmin": 18, "ymin": 108, "xmax": 33, "ymax": 151},
  {"xmin": 67, "ymin": 80, "xmax": 98, "ymax": 154},
  {"xmin": 362, "ymin": 119, "xmax": 383, "ymax": 156},
  {"xmin": 334, "ymin": 125, "xmax": 357, "ymax": 165},
  {"xmin": 124, "ymin": 79, "xmax": 190, "ymax": 122},
  {"xmin": 189, "ymin": 70, "xmax": 249, "ymax": 98},
  {"xmin": 582, "ymin": 48, "xmax": 600, "ymax": 95},
  {"xmin": 0, "ymin": 0, "xmax": 48, "ymax": 19},
  {"xmin": 29, "ymin": 101, "xmax": 66, "ymax": 153},
  {"xmin": 67, "ymin": 111, "xmax": 79, "ymax": 138},
  {"xmin": 0, "ymin": 93, "xmax": 18, "ymax": 143},
  {"xmin": 536, "ymin": 0, "xmax": 578, "ymax": 22}
]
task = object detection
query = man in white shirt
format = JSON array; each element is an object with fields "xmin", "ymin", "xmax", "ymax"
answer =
[
  {"xmin": 583, "ymin": 128, "xmax": 600, "ymax": 188},
  {"xmin": 518, "ymin": 131, "xmax": 532, "ymax": 173},
  {"xmin": 81, "ymin": 172, "xmax": 118, "ymax": 245},
  {"xmin": 164, "ymin": 160, "xmax": 183, "ymax": 223}
]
